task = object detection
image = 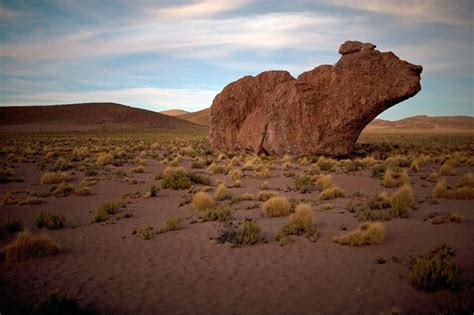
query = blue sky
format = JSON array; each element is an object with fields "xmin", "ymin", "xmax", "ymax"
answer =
[{"xmin": 0, "ymin": 0, "xmax": 472, "ymax": 120}]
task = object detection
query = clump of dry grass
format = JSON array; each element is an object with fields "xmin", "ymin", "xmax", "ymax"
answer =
[
  {"xmin": 137, "ymin": 226, "xmax": 153, "ymax": 239},
  {"xmin": 192, "ymin": 191, "xmax": 214, "ymax": 211},
  {"xmin": 317, "ymin": 157, "xmax": 335, "ymax": 171},
  {"xmin": 53, "ymin": 182, "xmax": 74, "ymax": 197},
  {"xmin": 96, "ymin": 152, "xmax": 114, "ymax": 167},
  {"xmin": 54, "ymin": 157, "xmax": 70, "ymax": 171},
  {"xmin": 4, "ymin": 231, "xmax": 59, "ymax": 262},
  {"xmin": 318, "ymin": 186, "xmax": 345, "ymax": 200},
  {"xmin": 262, "ymin": 196, "xmax": 290, "ymax": 217},
  {"xmin": 390, "ymin": 184, "xmax": 415, "ymax": 218},
  {"xmin": 228, "ymin": 169, "xmax": 243, "ymax": 180},
  {"xmin": 214, "ymin": 183, "xmax": 233, "ymax": 201},
  {"xmin": 439, "ymin": 161, "xmax": 456, "ymax": 176},
  {"xmin": 425, "ymin": 212, "xmax": 463, "ymax": 225},
  {"xmin": 432, "ymin": 179, "xmax": 474, "ymax": 200},
  {"xmin": 314, "ymin": 174, "xmax": 345, "ymax": 200},
  {"xmin": 202, "ymin": 206, "xmax": 232, "ymax": 222},
  {"xmin": 333, "ymin": 222, "xmax": 385, "ymax": 246},
  {"xmin": 253, "ymin": 168, "xmax": 270, "ymax": 179},
  {"xmin": 131, "ymin": 166, "xmax": 144, "ymax": 173},
  {"xmin": 207, "ymin": 162, "xmax": 227, "ymax": 174},
  {"xmin": 457, "ymin": 172, "xmax": 474, "ymax": 188},
  {"xmin": 40, "ymin": 172, "xmax": 67, "ymax": 184},
  {"xmin": 35, "ymin": 211, "xmax": 65, "ymax": 230},
  {"xmin": 383, "ymin": 167, "xmax": 409, "ymax": 188},
  {"xmin": 2, "ymin": 193, "xmax": 17, "ymax": 206},
  {"xmin": 409, "ymin": 244, "xmax": 462, "ymax": 292},
  {"xmin": 367, "ymin": 192, "xmax": 391, "ymax": 210},
  {"xmin": 161, "ymin": 217, "xmax": 183, "ymax": 232},
  {"xmin": 277, "ymin": 203, "xmax": 319, "ymax": 244},
  {"xmin": 240, "ymin": 192, "xmax": 254, "ymax": 201}
]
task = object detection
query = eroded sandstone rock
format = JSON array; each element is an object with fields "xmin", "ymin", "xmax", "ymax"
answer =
[{"xmin": 210, "ymin": 40, "xmax": 422, "ymax": 156}]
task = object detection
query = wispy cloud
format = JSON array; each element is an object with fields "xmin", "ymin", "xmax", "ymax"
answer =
[
  {"xmin": 0, "ymin": 12, "xmax": 344, "ymax": 60},
  {"xmin": 0, "ymin": 3, "xmax": 18, "ymax": 19},
  {"xmin": 157, "ymin": 0, "xmax": 251, "ymax": 18},
  {"xmin": 327, "ymin": 0, "xmax": 472, "ymax": 26}
]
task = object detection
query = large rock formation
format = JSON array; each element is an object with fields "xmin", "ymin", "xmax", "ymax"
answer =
[{"xmin": 209, "ymin": 40, "xmax": 422, "ymax": 156}]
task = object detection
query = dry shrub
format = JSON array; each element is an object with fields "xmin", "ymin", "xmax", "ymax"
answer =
[
  {"xmin": 390, "ymin": 184, "xmax": 415, "ymax": 218},
  {"xmin": 433, "ymin": 179, "xmax": 474, "ymax": 200},
  {"xmin": 457, "ymin": 172, "xmax": 474, "ymax": 188},
  {"xmin": 202, "ymin": 206, "xmax": 232, "ymax": 222},
  {"xmin": 315, "ymin": 174, "xmax": 333, "ymax": 190},
  {"xmin": 161, "ymin": 167, "xmax": 192, "ymax": 190},
  {"xmin": 383, "ymin": 167, "xmax": 409, "ymax": 188},
  {"xmin": 333, "ymin": 222, "xmax": 385, "ymax": 246},
  {"xmin": 410, "ymin": 244, "xmax": 462, "ymax": 292},
  {"xmin": 367, "ymin": 192, "xmax": 391, "ymax": 209},
  {"xmin": 40, "ymin": 172, "xmax": 67, "ymax": 184},
  {"xmin": 307, "ymin": 164, "xmax": 321, "ymax": 175},
  {"xmin": 207, "ymin": 162, "xmax": 227, "ymax": 174},
  {"xmin": 131, "ymin": 166, "xmax": 144, "ymax": 173},
  {"xmin": 428, "ymin": 213, "xmax": 463, "ymax": 225},
  {"xmin": 192, "ymin": 192, "xmax": 214, "ymax": 211},
  {"xmin": 234, "ymin": 220, "xmax": 261, "ymax": 245},
  {"xmin": 96, "ymin": 152, "xmax": 114, "ymax": 167},
  {"xmin": 214, "ymin": 183, "xmax": 233, "ymax": 201},
  {"xmin": 2, "ymin": 193, "xmax": 17, "ymax": 205},
  {"xmin": 4, "ymin": 231, "xmax": 59, "ymax": 262},
  {"xmin": 439, "ymin": 161, "xmax": 456, "ymax": 176},
  {"xmin": 35, "ymin": 210, "xmax": 65, "ymax": 230},
  {"xmin": 228, "ymin": 169, "xmax": 243, "ymax": 180},
  {"xmin": 253, "ymin": 168, "xmax": 270, "ymax": 179},
  {"xmin": 240, "ymin": 192, "xmax": 254, "ymax": 201},
  {"xmin": 277, "ymin": 203, "xmax": 319, "ymax": 244},
  {"xmin": 318, "ymin": 186, "xmax": 345, "ymax": 200},
  {"xmin": 262, "ymin": 196, "xmax": 290, "ymax": 217}
]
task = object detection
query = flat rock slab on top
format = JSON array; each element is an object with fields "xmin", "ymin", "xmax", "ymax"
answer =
[{"xmin": 209, "ymin": 40, "xmax": 423, "ymax": 156}]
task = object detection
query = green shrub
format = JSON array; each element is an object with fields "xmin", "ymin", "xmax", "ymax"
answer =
[
  {"xmin": 35, "ymin": 211, "xmax": 65, "ymax": 230},
  {"xmin": 294, "ymin": 174, "xmax": 312, "ymax": 193},
  {"xmin": 234, "ymin": 220, "xmax": 261, "ymax": 245},
  {"xmin": 188, "ymin": 173, "xmax": 211, "ymax": 186},
  {"xmin": 409, "ymin": 244, "xmax": 462, "ymax": 292},
  {"xmin": 202, "ymin": 207, "xmax": 232, "ymax": 222},
  {"xmin": 390, "ymin": 185, "xmax": 415, "ymax": 218},
  {"xmin": 161, "ymin": 167, "xmax": 192, "ymax": 190},
  {"xmin": 94, "ymin": 202, "xmax": 120, "ymax": 223}
]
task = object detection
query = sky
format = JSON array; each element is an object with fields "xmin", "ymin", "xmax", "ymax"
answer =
[{"xmin": 0, "ymin": 0, "xmax": 472, "ymax": 120}]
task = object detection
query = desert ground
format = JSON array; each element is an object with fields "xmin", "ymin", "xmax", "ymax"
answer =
[{"xmin": 0, "ymin": 128, "xmax": 473, "ymax": 314}]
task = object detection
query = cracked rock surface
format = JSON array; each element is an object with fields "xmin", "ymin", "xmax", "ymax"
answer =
[{"xmin": 209, "ymin": 40, "xmax": 423, "ymax": 156}]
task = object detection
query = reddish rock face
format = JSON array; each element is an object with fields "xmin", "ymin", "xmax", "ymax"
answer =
[{"xmin": 210, "ymin": 41, "xmax": 422, "ymax": 156}]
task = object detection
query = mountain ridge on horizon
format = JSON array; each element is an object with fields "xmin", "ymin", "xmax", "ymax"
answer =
[{"xmin": 1, "ymin": 102, "xmax": 472, "ymax": 132}]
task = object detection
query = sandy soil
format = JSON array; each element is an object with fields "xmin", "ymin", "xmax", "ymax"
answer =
[{"xmin": 0, "ymin": 156, "xmax": 473, "ymax": 314}]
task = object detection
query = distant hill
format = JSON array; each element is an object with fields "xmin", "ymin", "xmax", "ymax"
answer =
[
  {"xmin": 160, "ymin": 109, "xmax": 190, "ymax": 116},
  {"xmin": 178, "ymin": 108, "xmax": 211, "ymax": 126},
  {"xmin": 366, "ymin": 115, "xmax": 474, "ymax": 131},
  {"xmin": 0, "ymin": 103, "xmax": 204, "ymax": 132},
  {"xmin": 177, "ymin": 107, "xmax": 473, "ymax": 131}
]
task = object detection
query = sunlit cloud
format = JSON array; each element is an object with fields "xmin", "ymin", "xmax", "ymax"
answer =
[{"xmin": 157, "ymin": 0, "xmax": 252, "ymax": 18}]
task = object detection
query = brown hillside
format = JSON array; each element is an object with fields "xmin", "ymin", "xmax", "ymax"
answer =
[
  {"xmin": 178, "ymin": 108, "xmax": 210, "ymax": 126},
  {"xmin": 0, "ymin": 103, "xmax": 203, "ymax": 132},
  {"xmin": 160, "ymin": 109, "xmax": 190, "ymax": 116},
  {"xmin": 367, "ymin": 115, "xmax": 474, "ymax": 130}
]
